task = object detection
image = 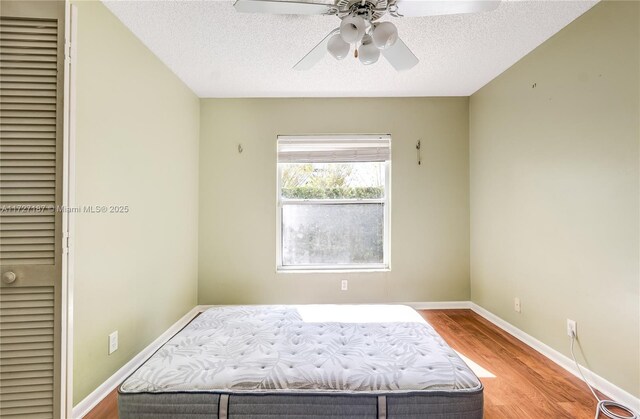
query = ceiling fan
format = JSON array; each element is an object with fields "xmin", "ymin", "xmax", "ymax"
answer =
[{"xmin": 233, "ymin": 0, "xmax": 501, "ymax": 71}]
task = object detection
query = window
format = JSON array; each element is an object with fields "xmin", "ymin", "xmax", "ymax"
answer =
[{"xmin": 277, "ymin": 135, "xmax": 391, "ymax": 271}]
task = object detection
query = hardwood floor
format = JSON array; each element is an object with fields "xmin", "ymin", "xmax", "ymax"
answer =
[
  {"xmin": 421, "ymin": 309, "xmax": 605, "ymax": 419},
  {"xmin": 84, "ymin": 309, "xmax": 605, "ymax": 418}
]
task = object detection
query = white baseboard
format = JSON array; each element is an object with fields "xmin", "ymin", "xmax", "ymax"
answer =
[
  {"xmin": 71, "ymin": 305, "xmax": 203, "ymax": 418},
  {"xmin": 198, "ymin": 303, "xmax": 473, "ymax": 310},
  {"xmin": 71, "ymin": 302, "xmax": 639, "ymax": 417},
  {"xmin": 469, "ymin": 302, "xmax": 640, "ymax": 413}
]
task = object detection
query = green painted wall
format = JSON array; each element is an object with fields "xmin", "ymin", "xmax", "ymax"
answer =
[
  {"xmin": 470, "ymin": 1, "xmax": 639, "ymax": 397},
  {"xmin": 72, "ymin": 1, "xmax": 199, "ymax": 404},
  {"xmin": 198, "ymin": 97, "xmax": 470, "ymax": 304}
]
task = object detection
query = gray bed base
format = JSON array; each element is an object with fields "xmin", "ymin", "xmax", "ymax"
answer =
[{"xmin": 118, "ymin": 388, "xmax": 483, "ymax": 419}]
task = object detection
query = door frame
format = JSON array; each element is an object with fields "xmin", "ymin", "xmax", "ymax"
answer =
[{"xmin": 61, "ymin": 1, "xmax": 77, "ymax": 417}]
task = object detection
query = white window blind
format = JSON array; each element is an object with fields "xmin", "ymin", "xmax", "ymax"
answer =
[{"xmin": 277, "ymin": 135, "xmax": 391, "ymax": 163}]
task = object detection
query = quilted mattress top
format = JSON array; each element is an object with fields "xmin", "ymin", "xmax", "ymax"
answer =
[{"xmin": 120, "ymin": 305, "xmax": 481, "ymax": 394}]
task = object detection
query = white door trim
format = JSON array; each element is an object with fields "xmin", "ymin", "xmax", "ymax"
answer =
[{"xmin": 61, "ymin": 2, "xmax": 78, "ymax": 417}]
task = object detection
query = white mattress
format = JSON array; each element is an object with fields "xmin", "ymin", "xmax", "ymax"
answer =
[{"xmin": 120, "ymin": 305, "xmax": 481, "ymax": 395}]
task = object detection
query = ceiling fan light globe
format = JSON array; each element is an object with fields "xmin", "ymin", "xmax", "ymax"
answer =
[
  {"xmin": 327, "ymin": 34, "xmax": 350, "ymax": 60},
  {"xmin": 339, "ymin": 15, "xmax": 366, "ymax": 43},
  {"xmin": 372, "ymin": 21, "xmax": 398, "ymax": 49},
  {"xmin": 358, "ymin": 36, "xmax": 381, "ymax": 65}
]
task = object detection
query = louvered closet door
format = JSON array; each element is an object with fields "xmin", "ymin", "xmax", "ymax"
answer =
[{"xmin": 0, "ymin": 1, "xmax": 64, "ymax": 418}]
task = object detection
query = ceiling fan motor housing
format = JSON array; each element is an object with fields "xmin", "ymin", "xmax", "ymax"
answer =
[{"xmin": 337, "ymin": 0, "xmax": 389, "ymax": 21}]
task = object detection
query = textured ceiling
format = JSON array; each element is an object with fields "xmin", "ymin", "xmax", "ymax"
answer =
[{"xmin": 102, "ymin": 0, "xmax": 598, "ymax": 97}]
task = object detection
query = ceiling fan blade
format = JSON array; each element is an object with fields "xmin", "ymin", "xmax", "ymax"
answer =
[
  {"xmin": 395, "ymin": 0, "xmax": 500, "ymax": 17},
  {"xmin": 293, "ymin": 28, "xmax": 339, "ymax": 71},
  {"xmin": 234, "ymin": 0, "xmax": 336, "ymax": 15},
  {"xmin": 382, "ymin": 38, "xmax": 419, "ymax": 71}
]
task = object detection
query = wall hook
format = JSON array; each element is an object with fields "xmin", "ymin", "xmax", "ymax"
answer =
[
  {"xmin": 416, "ymin": 140, "xmax": 421, "ymax": 165},
  {"xmin": 238, "ymin": 144, "xmax": 243, "ymax": 154}
]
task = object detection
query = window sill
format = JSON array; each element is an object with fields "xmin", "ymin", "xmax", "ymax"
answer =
[{"xmin": 277, "ymin": 268, "xmax": 390, "ymax": 274}]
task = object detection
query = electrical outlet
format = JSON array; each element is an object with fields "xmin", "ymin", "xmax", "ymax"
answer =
[
  {"xmin": 341, "ymin": 279, "xmax": 348, "ymax": 291},
  {"xmin": 108, "ymin": 331, "xmax": 118, "ymax": 354},
  {"xmin": 567, "ymin": 319, "xmax": 577, "ymax": 338},
  {"xmin": 514, "ymin": 297, "xmax": 521, "ymax": 313}
]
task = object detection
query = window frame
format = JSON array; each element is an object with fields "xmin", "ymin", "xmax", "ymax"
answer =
[{"xmin": 275, "ymin": 135, "xmax": 391, "ymax": 273}]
